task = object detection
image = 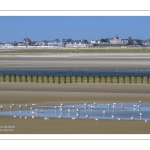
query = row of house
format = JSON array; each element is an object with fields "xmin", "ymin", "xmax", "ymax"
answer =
[
  {"xmin": 90, "ymin": 36, "xmax": 150, "ymax": 46},
  {"xmin": 0, "ymin": 39, "xmax": 89, "ymax": 48},
  {"xmin": 91, "ymin": 36, "xmax": 129, "ymax": 45},
  {"xmin": 1, "ymin": 37, "xmax": 150, "ymax": 48}
]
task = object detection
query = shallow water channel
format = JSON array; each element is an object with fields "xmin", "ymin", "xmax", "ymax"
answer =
[{"xmin": 0, "ymin": 102, "xmax": 150, "ymax": 120}]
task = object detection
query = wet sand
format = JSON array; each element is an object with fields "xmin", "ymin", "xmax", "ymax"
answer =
[{"xmin": 0, "ymin": 83, "xmax": 150, "ymax": 134}]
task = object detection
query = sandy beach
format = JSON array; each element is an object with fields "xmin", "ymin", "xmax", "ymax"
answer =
[
  {"xmin": 0, "ymin": 53, "xmax": 150, "ymax": 69},
  {"xmin": 0, "ymin": 82, "xmax": 150, "ymax": 134}
]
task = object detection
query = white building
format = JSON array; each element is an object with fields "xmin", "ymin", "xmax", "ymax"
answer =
[{"xmin": 4, "ymin": 42, "xmax": 13, "ymax": 47}]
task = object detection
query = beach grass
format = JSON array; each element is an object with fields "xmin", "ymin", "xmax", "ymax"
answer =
[{"xmin": 1, "ymin": 48, "xmax": 150, "ymax": 53}]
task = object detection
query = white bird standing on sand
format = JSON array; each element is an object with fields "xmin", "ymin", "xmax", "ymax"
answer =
[
  {"xmin": 14, "ymin": 116, "xmax": 16, "ymax": 118},
  {"xmin": 118, "ymin": 118, "xmax": 122, "ymax": 120},
  {"xmin": 44, "ymin": 117, "xmax": 49, "ymax": 120},
  {"xmin": 131, "ymin": 117, "xmax": 134, "ymax": 120},
  {"xmin": 0, "ymin": 105, "xmax": 4, "ymax": 110},
  {"xmin": 139, "ymin": 100, "xmax": 142, "ymax": 103},
  {"xmin": 58, "ymin": 116, "xmax": 62, "ymax": 118},
  {"xmin": 19, "ymin": 105, "xmax": 22, "ymax": 108},
  {"xmin": 145, "ymin": 120, "xmax": 148, "ymax": 122},
  {"xmin": 32, "ymin": 116, "xmax": 35, "ymax": 119},
  {"xmin": 19, "ymin": 116, "xmax": 22, "ymax": 119},
  {"xmin": 95, "ymin": 118, "xmax": 99, "ymax": 121},
  {"xmin": 10, "ymin": 105, "xmax": 13, "ymax": 109},
  {"xmin": 12, "ymin": 103, "xmax": 15, "ymax": 106},
  {"xmin": 25, "ymin": 104, "xmax": 29, "ymax": 107},
  {"xmin": 72, "ymin": 117, "xmax": 76, "ymax": 120},
  {"xmin": 25, "ymin": 116, "xmax": 28, "ymax": 119},
  {"xmin": 32, "ymin": 103, "xmax": 36, "ymax": 107}
]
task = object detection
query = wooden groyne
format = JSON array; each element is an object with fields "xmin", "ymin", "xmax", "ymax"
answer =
[{"xmin": 0, "ymin": 75, "xmax": 149, "ymax": 84}]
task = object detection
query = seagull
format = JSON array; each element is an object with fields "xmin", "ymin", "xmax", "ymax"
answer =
[
  {"xmin": 76, "ymin": 108, "xmax": 80, "ymax": 112},
  {"xmin": 118, "ymin": 118, "xmax": 122, "ymax": 120},
  {"xmin": 25, "ymin": 116, "xmax": 28, "ymax": 119},
  {"xmin": 58, "ymin": 116, "xmax": 62, "ymax": 118},
  {"xmin": 32, "ymin": 103, "xmax": 36, "ymax": 107},
  {"xmin": 32, "ymin": 111, "xmax": 36, "ymax": 114},
  {"xmin": 19, "ymin": 105, "xmax": 22, "ymax": 108},
  {"xmin": 112, "ymin": 115, "xmax": 115, "ymax": 120},
  {"xmin": 14, "ymin": 116, "xmax": 16, "ymax": 118},
  {"xmin": 25, "ymin": 104, "xmax": 29, "ymax": 107},
  {"xmin": 131, "ymin": 117, "xmax": 134, "ymax": 120},
  {"xmin": 19, "ymin": 116, "xmax": 22, "ymax": 119},
  {"xmin": 60, "ymin": 103, "xmax": 64, "ymax": 106},
  {"xmin": 145, "ymin": 120, "xmax": 148, "ymax": 122},
  {"xmin": 86, "ymin": 115, "xmax": 89, "ymax": 118},
  {"xmin": 12, "ymin": 103, "xmax": 15, "ymax": 106},
  {"xmin": 103, "ymin": 111, "xmax": 106, "ymax": 115},
  {"xmin": 44, "ymin": 117, "xmax": 49, "ymax": 120},
  {"xmin": 112, "ymin": 105, "xmax": 116, "ymax": 109},
  {"xmin": 72, "ymin": 117, "xmax": 76, "ymax": 120},
  {"xmin": 32, "ymin": 116, "xmax": 35, "ymax": 119},
  {"xmin": 95, "ymin": 118, "xmax": 99, "ymax": 121},
  {"xmin": 140, "ymin": 113, "xmax": 143, "ymax": 116},
  {"xmin": 139, "ymin": 100, "xmax": 142, "ymax": 103},
  {"xmin": 0, "ymin": 105, "xmax": 4, "ymax": 109},
  {"xmin": 10, "ymin": 105, "xmax": 13, "ymax": 109},
  {"xmin": 68, "ymin": 109, "xmax": 71, "ymax": 112},
  {"xmin": 121, "ymin": 104, "xmax": 124, "ymax": 107},
  {"xmin": 76, "ymin": 113, "xmax": 79, "ymax": 117}
]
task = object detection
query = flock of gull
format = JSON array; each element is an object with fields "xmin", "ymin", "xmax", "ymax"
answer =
[{"xmin": 0, "ymin": 100, "xmax": 149, "ymax": 122}]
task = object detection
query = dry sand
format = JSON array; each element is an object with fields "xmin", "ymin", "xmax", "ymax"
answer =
[
  {"xmin": 0, "ymin": 82, "xmax": 150, "ymax": 134},
  {"xmin": 0, "ymin": 53, "xmax": 150, "ymax": 69}
]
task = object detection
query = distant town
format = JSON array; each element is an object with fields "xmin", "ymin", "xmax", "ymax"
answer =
[{"xmin": 1, "ymin": 36, "xmax": 150, "ymax": 48}]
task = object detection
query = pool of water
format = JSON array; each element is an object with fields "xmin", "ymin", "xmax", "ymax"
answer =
[
  {"xmin": 0, "ymin": 102, "xmax": 150, "ymax": 120},
  {"xmin": 0, "ymin": 68, "xmax": 150, "ymax": 76}
]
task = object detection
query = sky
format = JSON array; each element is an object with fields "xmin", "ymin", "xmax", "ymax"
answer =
[{"xmin": 0, "ymin": 16, "xmax": 150, "ymax": 42}]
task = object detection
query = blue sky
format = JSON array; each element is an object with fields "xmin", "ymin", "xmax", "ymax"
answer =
[{"xmin": 0, "ymin": 16, "xmax": 150, "ymax": 42}]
